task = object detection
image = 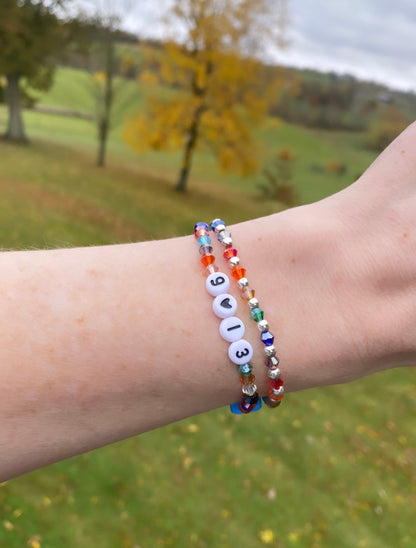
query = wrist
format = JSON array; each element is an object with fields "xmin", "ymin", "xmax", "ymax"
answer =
[{"xmin": 233, "ymin": 200, "xmax": 381, "ymax": 394}]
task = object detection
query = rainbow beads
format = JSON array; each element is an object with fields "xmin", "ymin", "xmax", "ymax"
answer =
[
  {"xmin": 210, "ymin": 219, "xmax": 284, "ymax": 408},
  {"xmin": 194, "ymin": 222, "xmax": 261, "ymax": 415}
]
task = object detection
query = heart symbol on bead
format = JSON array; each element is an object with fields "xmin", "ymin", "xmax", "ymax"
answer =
[{"xmin": 220, "ymin": 297, "xmax": 232, "ymax": 309}]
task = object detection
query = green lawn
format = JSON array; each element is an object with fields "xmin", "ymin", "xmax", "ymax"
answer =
[{"xmin": 0, "ymin": 72, "xmax": 414, "ymax": 548}]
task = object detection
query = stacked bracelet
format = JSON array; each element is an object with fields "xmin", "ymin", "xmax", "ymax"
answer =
[
  {"xmin": 210, "ymin": 219, "xmax": 284, "ymax": 408},
  {"xmin": 194, "ymin": 222, "xmax": 262, "ymax": 414}
]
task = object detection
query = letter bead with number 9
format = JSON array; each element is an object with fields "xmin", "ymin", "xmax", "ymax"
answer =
[{"xmin": 206, "ymin": 272, "xmax": 230, "ymax": 296}]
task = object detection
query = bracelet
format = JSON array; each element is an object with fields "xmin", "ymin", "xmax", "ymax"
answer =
[
  {"xmin": 210, "ymin": 219, "xmax": 284, "ymax": 408},
  {"xmin": 194, "ymin": 222, "xmax": 262, "ymax": 414}
]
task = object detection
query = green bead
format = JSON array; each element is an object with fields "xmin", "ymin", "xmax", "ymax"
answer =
[
  {"xmin": 250, "ymin": 307, "xmax": 264, "ymax": 322},
  {"xmin": 239, "ymin": 363, "xmax": 253, "ymax": 376}
]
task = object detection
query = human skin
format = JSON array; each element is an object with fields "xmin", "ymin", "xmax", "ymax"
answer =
[{"xmin": 0, "ymin": 122, "xmax": 415, "ymax": 481}]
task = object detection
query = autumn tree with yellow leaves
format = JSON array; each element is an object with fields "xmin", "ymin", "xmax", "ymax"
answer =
[{"xmin": 124, "ymin": 0, "xmax": 288, "ymax": 191}]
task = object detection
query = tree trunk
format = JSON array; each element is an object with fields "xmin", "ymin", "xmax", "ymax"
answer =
[
  {"xmin": 97, "ymin": 119, "xmax": 108, "ymax": 167},
  {"xmin": 175, "ymin": 106, "xmax": 204, "ymax": 192},
  {"xmin": 5, "ymin": 73, "xmax": 27, "ymax": 143},
  {"xmin": 96, "ymin": 37, "xmax": 114, "ymax": 168}
]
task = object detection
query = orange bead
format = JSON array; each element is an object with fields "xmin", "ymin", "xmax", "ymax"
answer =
[
  {"xmin": 231, "ymin": 265, "xmax": 246, "ymax": 280},
  {"xmin": 241, "ymin": 287, "xmax": 255, "ymax": 300},
  {"xmin": 268, "ymin": 391, "xmax": 284, "ymax": 402},
  {"xmin": 200, "ymin": 253, "xmax": 215, "ymax": 267},
  {"xmin": 240, "ymin": 374, "xmax": 256, "ymax": 386}
]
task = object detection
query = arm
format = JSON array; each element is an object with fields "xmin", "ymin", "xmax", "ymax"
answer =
[{"xmin": 1, "ymin": 122, "xmax": 416, "ymax": 481}]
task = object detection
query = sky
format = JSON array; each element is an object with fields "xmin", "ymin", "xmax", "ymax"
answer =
[{"xmin": 75, "ymin": 0, "xmax": 416, "ymax": 93}]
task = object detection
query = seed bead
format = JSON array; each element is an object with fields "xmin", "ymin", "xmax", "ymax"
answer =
[
  {"xmin": 257, "ymin": 319, "xmax": 269, "ymax": 332},
  {"xmin": 268, "ymin": 367, "xmax": 281, "ymax": 380}
]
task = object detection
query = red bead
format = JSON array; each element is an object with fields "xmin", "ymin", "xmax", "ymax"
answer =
[
  {"xmin": 270, "ymin": 378, "xmax": 284, "ymax": 390},
  {"xmin": 200, "ymin": 254, "xmax": 215, "ymax": 267},
  {"xmin": 223, "ymin": 248, "xmax": 238, "ymax": 260},
  {"xmin": 231, "ymin": 265, "xmax": 246, "ymax": 280}
]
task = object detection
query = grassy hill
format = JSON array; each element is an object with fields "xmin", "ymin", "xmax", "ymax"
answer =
[
  {"xmin": 0, "ymin": 67, "xmax": 414, "ymax": 548},
  {"xmin": 10, "ymin": 67, "xmax": 378, "ymax": 205}
]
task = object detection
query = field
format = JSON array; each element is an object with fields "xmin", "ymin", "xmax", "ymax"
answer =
[{"xmin": 0, "ymin": 68, "xmax": 415, "ymax": 548}]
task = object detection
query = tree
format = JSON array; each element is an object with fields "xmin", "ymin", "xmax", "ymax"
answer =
[
  {"xmin": 124, "ymin": 0, "xmax": 288, "ymax": 192},
  {"xmin": 75, "ymin": 2, "xmax": 136, "ymax": 167},
  {"xmin": 0, "ymin": 0, "xmax": 71, "ymax": 142}
]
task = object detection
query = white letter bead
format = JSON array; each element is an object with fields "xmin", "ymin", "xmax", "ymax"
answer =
[
  {"xmin": 228, "ymin": 339, "xmax": 254, "ymax": 365},
  {"xmin": 206, "ymin": 272, "xmax": 230, "ymax": 296},
  {"xmin": 219, "ymin": 316, "xmax": 245, "ymax": 342},
  {"xmin": 212, "ymin": 293, "xmax": 237, "ymax": 319}
]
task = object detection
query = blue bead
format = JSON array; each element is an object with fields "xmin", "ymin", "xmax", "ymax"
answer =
[
  {"xmin": 194, "ymin": 222, "xmax": 209, "ymax": 232},
  {"xmin": 197, "ymin": 235, "xmax": 211, "ymax": 247},
  {"xmin": 230, "ymin": 399, "xmax": 262, "ymax": 414},
  {"xmin": 210, "ymin": 219, "xmax": 226, "ymax": 231},
  {"xmin": 261, "ymin": 331, "xmax": 274, "ymax": 346}
]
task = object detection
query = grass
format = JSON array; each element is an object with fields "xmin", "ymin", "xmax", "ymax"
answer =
[{"xmin": 0, "ymin": 68, "xmax": 414, "ymax": 548}]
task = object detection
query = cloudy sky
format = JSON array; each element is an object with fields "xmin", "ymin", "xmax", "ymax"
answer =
[{"xmin": 77, "ymin": 0, "xmax": 416, "ymax": 92}]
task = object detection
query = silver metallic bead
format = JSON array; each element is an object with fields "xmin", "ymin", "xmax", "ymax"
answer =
[
  {"xmin": 248, "ymin": 297, "xmax": 259, "ymax": 309},
  {"xmin": 272, "ymin": 386, "xmax": 285, "ymax": 397},
  {"xmin": 242, "ymin": 383, "xmax": 257, "ymax": 396},
  {"xmin": 268, "ymin": 367, "xmax": 281, "ymax": 380},
  {"xmin": 229, "ymin": 256, "xmax": 240, "ymax": 267},
  {"xmin": 237, "ymin": 277, "xmax": 248, "ymax": 288},
  {"xmin": 264, "ymin": 345, "xmax": 276, "ymax": 357},
  {"xmin": 215, "ymin": 223, "xmax": 226, "ymax": 233},
  {"xmin": 257, "ymin": 319, "xmax": 269, "ymax": 332},
  {"xmin": 221, "ymin": 237, "xmax": 233, "ymax": 247}
]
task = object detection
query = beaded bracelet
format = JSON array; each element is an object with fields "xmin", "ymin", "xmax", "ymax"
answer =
[
  {"xmin": 194, "ymin": 222, "xmax": 262, "ymax": 414},
  {"xmin": 210, "ymin": 219, "xmax": 284, "ymax": 408}
]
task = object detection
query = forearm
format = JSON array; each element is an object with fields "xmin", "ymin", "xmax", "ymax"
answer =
[
  {"xmin": 1, "ymin": 212, "xmax": 340, "ymax": 480},
  {"xmin": 0, "ymin": 237, "xmax": 251, "ymax": 480}
]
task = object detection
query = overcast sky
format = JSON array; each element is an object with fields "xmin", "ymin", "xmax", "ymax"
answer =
[{"xmin": 77, "ymin": 0, "xmax": 416, "ymax": 92}]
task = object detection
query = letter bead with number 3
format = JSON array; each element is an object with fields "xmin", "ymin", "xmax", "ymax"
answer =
[{"xmin": 228, "ymin": 339, "xmax": 254, "ymax": 365}]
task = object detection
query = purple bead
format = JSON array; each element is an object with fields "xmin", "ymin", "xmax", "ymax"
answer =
[
  {"xmin": 266, "ymin": 356, "xmax": 280, "ymax": 368},
  {"xmin": 230, "ymin": 398, "xmax": 261, "ymax": 414},
  {"xmin": 199, "ymin": 245, "xmax": 213, "ymax": 255},
  {"xmin": 239, "ymin": 392, "xmax": 260, "ymax": 413},
  {"xmin": 261, "ymin": 331, "xmax": 274, "ymax": 346}
]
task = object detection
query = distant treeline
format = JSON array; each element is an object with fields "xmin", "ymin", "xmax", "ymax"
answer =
[
  {"xmin": 267, "ymin": 66, "xmax": 416, "ymax": 132},
  {"xmin": 66, "ymin": 36, "xmax": 415, "ymax": 134}
]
